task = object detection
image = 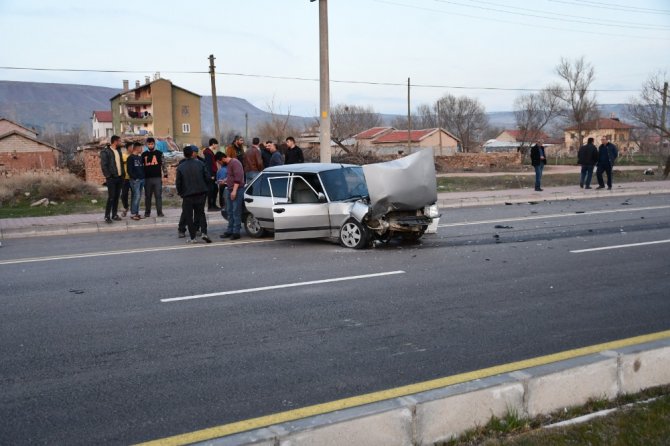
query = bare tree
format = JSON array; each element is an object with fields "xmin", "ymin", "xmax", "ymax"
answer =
[
  {"xmin": 553, "ymin": 57, "xmax": 598, "ymax": 146},
  {"xmin": 326, "ymin": 104, "xmax": 382, "ymax": 154},
  {"xmin": 514, "ymin": 86, "xmax": 562, "ymax": 158},
  {"xmin": 628, "ymin": 71, "xmax": 669, "ymax": 139},
  {"xmin": 256, "ymin": 98, "xmax": 302, "ymax": 144},
  {"xmin": 436, "ymin": 94, "xmax": 488, "ymax": 152},
  {"xmin": 389, "ymin": 104, "xmax": 436, "ymax": 130}
]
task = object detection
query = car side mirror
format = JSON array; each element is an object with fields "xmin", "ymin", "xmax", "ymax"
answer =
[{"xmin": 317, "ymin": 192, "xmax": 326, "ymax": 203}]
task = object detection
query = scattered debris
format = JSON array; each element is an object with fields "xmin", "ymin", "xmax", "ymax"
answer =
[
  {"xmin": 644, "ymin": 168, "xmax": 655, "ymax": 175},
  {"xmin": 505, "ymin": 202, "xmax": 513, "ymax": 205},
  {"xmin": 494, "ymin": 225, "xmax": 513, "ymax": 229},
  {"xmin": 528, "ymin": 201, "xmax": 538, "ymax": 205},
  {"xmin": 493, "ymin": 234, "xmax": 500, "ymax": 238},
  {"xmin": 575, "ymin": 211, "xmax": 585, "ymax": 214},
  {"xmin": 24, "ymin": 192, "xmax": 30, "ymax": 197},
  {"xmin": 91, "ymin": 199, "xmax": 98, "ymax": 204},
  {"xmin": 30, "ymin": 198, "xmax": 49, "ymax": 207},
  {"xmin": 69, "ymin": 289, "xmax": 85, "ymax": 295},
  {"xmin": 622, "ymin": 202, "xmax": 630, "ymax": 205}
]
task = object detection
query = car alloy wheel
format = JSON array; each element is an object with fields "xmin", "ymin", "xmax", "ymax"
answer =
[
  {"xmin": 244, "ymin": 213, "xmax": 266, "ymax": 238},
  {"xmin": 339, "ymin": 219, "xmax": 368, "ymax": 249}
]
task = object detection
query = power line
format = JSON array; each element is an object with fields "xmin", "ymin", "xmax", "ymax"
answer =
[
  {"xmin": 375, "ymin": 0, "xmax": 670, "ymax": 40},
  {"xmin": 0, "ymin": 65, "xmax": 642, "ymax": 92},
  {"xmin": 433, "ymin": 0, "xmax": 670, "ymax": 31},
  {"xmin": 549, "ymin": 0, "xmax": 670, "ymax": 15},
  {"xmin": 463, "ymin": 0, "xmax": 670, "ymax": 30}
]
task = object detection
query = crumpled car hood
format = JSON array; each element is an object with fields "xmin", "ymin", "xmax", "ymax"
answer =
[{"xmin": 362, "ymin": 148, "xmax": 438, "ymax": 219}]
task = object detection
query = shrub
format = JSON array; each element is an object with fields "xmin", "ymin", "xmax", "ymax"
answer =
[{"xmin": 0, "ymin": 173, "xmax": 101, "ymax": 205}]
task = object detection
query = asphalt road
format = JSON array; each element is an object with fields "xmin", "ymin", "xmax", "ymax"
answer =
[{"xmin": 1, "ymin": 194, "xmax": 669, "ymax": 445}]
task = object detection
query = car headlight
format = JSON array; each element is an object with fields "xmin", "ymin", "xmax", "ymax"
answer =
[{"xmin": 424, "ymin": 204, "xmax": 440, "ymax": 218}]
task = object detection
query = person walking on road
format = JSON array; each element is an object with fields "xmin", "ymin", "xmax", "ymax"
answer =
[
  {"xmin": 99, "ymin": 135, "xmax": 125, "ymax": 224},
  {"xmin": 596, "ymin": 136, "xmax": 618, "ymax": 190},
  {"xmin": 577, "ymin": 137, "xmax": 599, "ymax": 189},
  {"xmin": 176, "ymin": 145, "xmax": 212, "ymax": 244},
  {"xmin": 142, "ymin": 137, "xmax": 168, "ymax": 217},
  {"xmin": 530, "ymin": 139, "xmax": 547, "ymax": 192},
  {"xmin": 219, "ymin": 151, "xmax": 245, "ymax": 240}
]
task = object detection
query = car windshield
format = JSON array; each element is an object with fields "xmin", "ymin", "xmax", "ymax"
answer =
[{"xmin": 320, "ymin": 166, "xmax": 368, "ymax": 201}]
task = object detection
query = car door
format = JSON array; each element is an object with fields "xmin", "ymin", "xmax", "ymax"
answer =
[
  {"xmin": 244, "ymin": 172, "xmax": 288, "ymax": 229},
  {"xmin": 272, "ymin": 175, "xmax": 330, "ymax": 240}
]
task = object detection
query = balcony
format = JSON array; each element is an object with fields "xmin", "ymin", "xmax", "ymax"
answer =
[
  {"xmin": 120, "ymin": 97, "xmax": 153, "ymax": 106},
  {"xmin": 120, "ymin": 113, "xmax": 153, "ymax": 124}
]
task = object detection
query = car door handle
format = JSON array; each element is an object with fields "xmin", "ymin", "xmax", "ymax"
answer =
[
  {"xmin": 244, "ymin": 198, "xmax": 253, "ymax": 203},
  {"xmin": 274, "ymin": 208, "xmax": 285, "ymax": 214}
]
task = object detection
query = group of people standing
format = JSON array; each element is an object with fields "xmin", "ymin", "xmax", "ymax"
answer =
[
  {"xmin": 530, "ymin": 137, "xmax": 619, "ymax": 191},
  {"xmin": 100, "ymin": 134, "xmax": 305, "ymax": 242},
  {"xmin": 99, "ymin": 136, "xmax": 167, "ymax": 223}
]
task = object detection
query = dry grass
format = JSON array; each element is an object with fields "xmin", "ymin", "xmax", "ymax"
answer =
[{"xmin": 0, "ymin": 172, "xmax": 100, "ymax": 205}]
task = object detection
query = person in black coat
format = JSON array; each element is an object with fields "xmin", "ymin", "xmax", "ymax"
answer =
[
  {"xmin": 577, "ymin": 137, "xmax": 599, "ymax": 189},
  {"xmin": 176, "ymin": 146, "xmax": 212, "ymax": 243},
  {"xmin": 530, "ymin": 139, "xmax": 547, "ymax": 191}
]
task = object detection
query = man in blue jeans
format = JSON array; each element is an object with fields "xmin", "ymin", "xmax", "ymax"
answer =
[
  {"xmin": 530, "ymin": 139, "xmax": 547, "ymax": 191},
  {"xmin": 596, "ymin": 136, "xmax": 618, "ymax": 190},
  {"xmin": 126, "ymin": 142, "xmax": 145, "ymax": 220},
  {"xmin": 218, "ymin": 151, "xmax": 245, "ymax": 240}
]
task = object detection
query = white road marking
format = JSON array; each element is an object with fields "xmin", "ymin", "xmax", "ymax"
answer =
[
  {"xmin": 570, "ymin": 239, "xmax": 670, "ymax": 253},
  {"xmin": 161, "ymin": 270, "xmax": 406, "ymax": 303},
  {"xmin": 0, "ymin": 240, "xmax": 266, "ymax": 266},
  {"xmin": 438, "ymin": 205, "xmax": 670, "ymax": 228}
]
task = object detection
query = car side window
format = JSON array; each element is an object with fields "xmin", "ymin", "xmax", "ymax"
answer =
[{"xmin": 253, "ymin": 174, "xmax": 288, "ymax": 198}]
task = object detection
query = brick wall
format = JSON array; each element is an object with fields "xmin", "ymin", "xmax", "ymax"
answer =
[
  {"xmin": 0, "ymin": 151, "xmax": 58, "ymax": 172},
  {"xmin": 436, "ymin": 152, "xmax": 521, "ymax": 171},
  {"xmin": 84, "ymin": 149, "xmax": 179, "ymax": 186}
]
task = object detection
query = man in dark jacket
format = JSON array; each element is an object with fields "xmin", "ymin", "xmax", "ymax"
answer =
[
  {"xmin": 99, "ymin": 135, "xmax": 125, "ymax": 223},
  {"xmin": 530, "ymin": 139, "xmax": 547, "ymax": 192},
  {"xmin": 596, "ymin": 136, "xmax": 618, "ymax": 190},
  {"xmin": 202, "ymin": 138, "xmax": 220, "ymax": 212},
  {"xmin": 142, "ymin": 137, "xmax": 168, "ymax": 217},
  {"xmin": 176, "ymin": 145, "xmax": 212, "ymax": 243},
  {"xmin": 577, "ymin": 137, "xmax": 599, "ymax": 189},
  {"xmin": 284, "ymin": 136, "xmax": 304, "ymax": 164}
]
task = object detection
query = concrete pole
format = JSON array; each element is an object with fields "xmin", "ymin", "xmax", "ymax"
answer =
[
  {"xmin": 437, "ymin": 99, "xmax": 443, "ymax": 156},
  {"xmin": 317, "ymin": 0, "xmax": 331, "ymax": 163},
  {"xmin": 661, "ymin": 81, "xmax": 668, "ymax": 175},
  {"xmin": 209, "ymin": 54, "xmax": 221, "ymax": 141},
  {"xmin": 407, "ymin": 77, "xmax": 411, "ymax": 154}
]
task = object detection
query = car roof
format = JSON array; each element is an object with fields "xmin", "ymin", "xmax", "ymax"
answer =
[{"xmin": 263, "ymin": 162, "xmax": 360, "ymax": 173}]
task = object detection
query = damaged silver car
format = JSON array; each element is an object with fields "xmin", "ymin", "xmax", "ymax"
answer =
[{"xmin": 242, "ymin": 149, "xmax": 440, "ymax": 249}]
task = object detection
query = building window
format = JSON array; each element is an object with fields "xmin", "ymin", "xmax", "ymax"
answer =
[
  {"xmin": 182, "ymin": 123, "xmax": 191, "ymax": 134},
  {"xmin": 181, "ymin": 105, "xmax": 190, "ymax": 117}
]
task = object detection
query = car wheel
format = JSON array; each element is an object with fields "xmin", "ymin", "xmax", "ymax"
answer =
[
  {"xmin": 339, "ymin": 219, "xmax": 368, "ymax": 249},
  {"xmin": 244, "ymin": 213, "xmax": 266, "ymax": 238}
]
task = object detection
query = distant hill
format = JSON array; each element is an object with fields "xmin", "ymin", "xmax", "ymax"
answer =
[
  {"xmin": 0, "ymin": 80, "xmax": 311, "ymax": 137},
  {"xmin": 0, "ymin": 80, "xmax": 635, "ymax": 139}
]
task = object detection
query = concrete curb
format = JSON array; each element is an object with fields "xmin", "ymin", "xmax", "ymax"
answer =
[
  {"xmin": 198, "ymin": 338, "xmax": 670, "ymax": 446},
  {"xmin": 438, "ymin": 187, "xmax": 670, "ymax": 209}
]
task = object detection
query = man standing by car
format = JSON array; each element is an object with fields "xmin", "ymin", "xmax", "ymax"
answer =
[
  {"xmin": 219, "ymin": 151, "xmax": 245, "ymax": 240},
  {"xmin": 176, "ymin": 145, "xmax": 211, "ymax": 244},
  {"xmin": 284, "ymin": 136, "xmax": 304, "ymax": 164},
  {"xmin": 202, "ymin": 138, "xmax": 220, "ymax": 212},
  {"xmin": 142, "ymin": 137, "xmax": 168, "ymax": 217},
  {"xmin": 577, "ymin": 137, "xmax": 598, "ymax": 189},
  {"xmin": 596, "ymin": 136, "xmax": 618, "ymax": 190},
  {"xmin": 243, "ymin": 137, "xmax": 264, "ymax": 183},
  {"xmin": 100, "ymin": 135, "xmax": 125, "ymax": 223},
  {"xmin": 530, "ymin": 139, "xmax": 547, "ymax": 192}
]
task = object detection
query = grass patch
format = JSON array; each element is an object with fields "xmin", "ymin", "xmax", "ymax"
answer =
[
  {"xmin": 437, "ymin": 385, "xmax": 670, "ymax": 446},
  {"xmin": 437, "ymin": 171, "xmax": 667, "ymax": 193}
]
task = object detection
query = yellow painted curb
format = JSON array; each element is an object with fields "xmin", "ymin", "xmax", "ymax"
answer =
[{"xmin": 137, "ymin": 329, "xmax": 670, "ymax": 446}]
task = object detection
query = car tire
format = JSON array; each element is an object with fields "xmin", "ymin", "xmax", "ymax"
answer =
[
  {"xmin": 339, "ymin": 219, "xmax": 369, "ymax": 249},
  {"xmin": 244, "ymin": 213, "xmax": 267, "ymax": 238}
]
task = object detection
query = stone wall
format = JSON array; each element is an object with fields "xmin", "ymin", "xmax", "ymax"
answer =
[{"xmin": 436, "ymin": 152, "xmax": 522, "ymax": 171}]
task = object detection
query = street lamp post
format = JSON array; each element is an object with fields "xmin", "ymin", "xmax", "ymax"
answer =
[{"xmin": 312, "ymin": 0, "xmax": 331, "ymax": 163}]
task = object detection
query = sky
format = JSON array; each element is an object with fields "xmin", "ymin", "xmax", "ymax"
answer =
[{"xmin": 1, "ymin": 0, "xmax": 669, "ymax": 117}]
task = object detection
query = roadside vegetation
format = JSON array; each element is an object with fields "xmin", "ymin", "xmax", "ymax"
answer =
[{"xmin": 438, "ymin": 385, "xmax": 670, "ymax": 446}]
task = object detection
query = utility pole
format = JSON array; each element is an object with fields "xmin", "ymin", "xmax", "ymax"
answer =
[
  {"xmin": 661, "ymin": 81, "xmax": 668, "ymax": 177},
  {"xmin": 208, "ymin": 54, "xmax": 221, "ymax": 141},
  {"xmin": 437, "ymin": 99, "xmax": 443, "ymax": 156},
  {"xmin": 407, "ymin": 77, "xmax": 411, "ymax": 154},
  {"xmin": 314, "ymin": 0, "xmax": 331, "ymax": 163},
  {"xmin": 245, "ymin": 113, "xmax": 249, "ymax": 142}
]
